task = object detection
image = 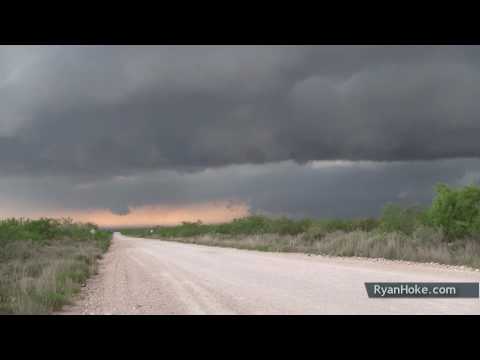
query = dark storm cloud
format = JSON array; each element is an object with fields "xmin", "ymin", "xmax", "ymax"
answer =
[{"xmin": 1, "ymin": 45, "xmax": 480, "ymax": 178}]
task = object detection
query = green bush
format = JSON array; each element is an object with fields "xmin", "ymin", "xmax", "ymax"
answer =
[
  {"xmin": 379, "ymin": 204, "xmax": 426, "ymax": 235},
  {"xmin": 305, "ymin": 223, "xmax": 328, "ymax": 240},
  {"xmin": 351, "ymin": 218, "xmax": 380, "ymax": 232},
  {"xmin": 269, "ymin": 217, "xmax": 311, "ymax": 235},
  {"xmin": 0, "ymin": 217, "xmax": 110, "ymax": 245},
  {"xmin": 428, "ymin": 183, "xmax": 480, "ymax": 240}
]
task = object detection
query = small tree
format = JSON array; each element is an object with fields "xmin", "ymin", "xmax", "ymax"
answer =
[{"xmin": 428, "ymin": 183, "xmax": 480, "ymax": 239}]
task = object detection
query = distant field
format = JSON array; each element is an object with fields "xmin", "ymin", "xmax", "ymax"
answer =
[
  {"xmin": 122, "ymin": 184, "xmax": 480, "ymax": 270},
  {"xmin": 0, "ymin": 218, "xmax": 112, "ymax": 314}
]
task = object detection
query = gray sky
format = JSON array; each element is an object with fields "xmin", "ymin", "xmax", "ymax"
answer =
[{"xmin": 1, "ymin": 45, "xmax": 480, "ymax": 225}]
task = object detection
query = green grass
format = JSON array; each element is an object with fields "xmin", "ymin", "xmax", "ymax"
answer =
[{"xmin": 0, "ymin": 218, "xmax": 112, "ymax": 314}]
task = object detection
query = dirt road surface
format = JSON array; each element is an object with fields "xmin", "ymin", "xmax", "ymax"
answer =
[{"xmin": 60, "ymin": 233, "xmax": 480, "ymax": 315}]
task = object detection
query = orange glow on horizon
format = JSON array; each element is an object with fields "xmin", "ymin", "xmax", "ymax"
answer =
[{"xmin": 2, "ymin": 201, "xmax": 250, "ymax": 228}]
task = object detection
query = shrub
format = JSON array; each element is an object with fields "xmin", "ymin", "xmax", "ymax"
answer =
[
  {"xmin": 428, "ymin": 183, "xmax": 480, "ymax": 240},
  {"xmin": 379, "ymin": 204, "xmax": 426, "ymax": 235},
  {"xmin": 270, "ymin": 217, "xmax": 310, "ymax": 235},
  {"xmin": 305, "ymin": 223, "xmax": 328, "ymax": 240}
]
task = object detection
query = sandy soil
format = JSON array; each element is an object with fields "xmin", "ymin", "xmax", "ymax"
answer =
[{"xmin": 59, "ymin": 233, "xmax": 480, "ymax": 315}]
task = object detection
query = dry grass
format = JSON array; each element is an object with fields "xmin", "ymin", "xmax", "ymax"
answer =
[
  {"xmin": 0, "ymin": 239, "xmax": 108, "ymax": 314},
  {"xmin": 145, "ymin": 227, "xmax": 480, "ymax": 269}
]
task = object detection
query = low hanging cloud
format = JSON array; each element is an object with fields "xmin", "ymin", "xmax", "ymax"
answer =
[{"xmin": 1, "ymin": 159, "xmax": 479, "ymax": 221}]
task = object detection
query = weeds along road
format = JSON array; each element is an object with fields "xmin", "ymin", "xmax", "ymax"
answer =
[{"xmin": 61, "ymin": 233, "xmax": 480, "ymax": 315}]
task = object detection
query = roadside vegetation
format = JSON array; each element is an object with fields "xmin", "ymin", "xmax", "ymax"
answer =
[
  {"xmin": 122, "ymin": 184, "xmax": 480, "ymax": 269},
  {"xmin": 0, "ymin": 218, "xmax": 111, "ymax": 314}
]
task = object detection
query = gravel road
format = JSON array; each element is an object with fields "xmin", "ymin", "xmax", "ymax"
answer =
[{"xmin": 60, "ymin": 233, "xmax": 480, "ymax": 315}]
